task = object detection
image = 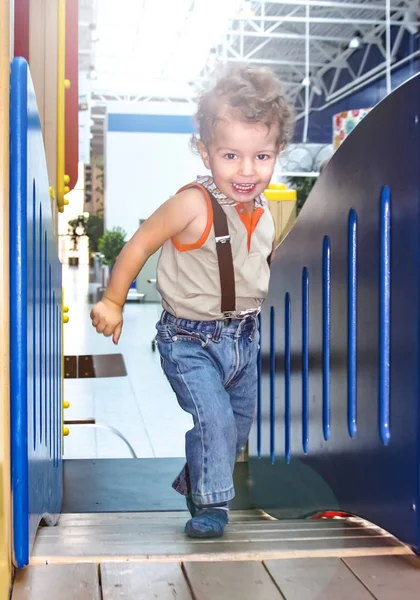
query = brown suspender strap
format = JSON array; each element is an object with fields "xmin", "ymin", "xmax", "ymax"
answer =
[
  {"xmin": 178, "ymin": 183, "xmax": 236, "ymax": 315},
  {"xmin": 207, "ymin": 191, "xmax": 236, "ymax": 315}
]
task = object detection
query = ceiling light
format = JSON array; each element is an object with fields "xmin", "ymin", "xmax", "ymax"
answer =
[{"xmin": 349, "ymin": 36, "xmax": 361, "ymax": 49}]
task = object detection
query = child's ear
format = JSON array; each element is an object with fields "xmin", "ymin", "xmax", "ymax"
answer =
[{"xmin": 198, "ymin": 141, "xmax": 211, "ymax": 170}]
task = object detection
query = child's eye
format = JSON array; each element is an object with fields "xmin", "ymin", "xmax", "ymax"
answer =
[
  {"xmin": 224, "ymin": 153, "xmax": 237, "ymax": 160},
  {"xmin": 257, "ymin": 154, "xmax": 270, "ymax": 160}
]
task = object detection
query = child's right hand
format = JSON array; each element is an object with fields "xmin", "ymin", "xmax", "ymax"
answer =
[{"xmin": 90, "ymin": 298, "xmax": 123, "ymax": 345}]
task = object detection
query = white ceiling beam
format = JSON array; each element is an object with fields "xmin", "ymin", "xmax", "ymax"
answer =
[
  {"xmin": 230, "ymin": 16, "xmax": 419, "ymax": 26},
  {"xmin": 314, "ymin": 10, "xmax": 404, "ymax": 79},
  {"xmin": 295, "ymin": 48, "xmax": 420, "ymax": 120},
  {"xmin": 244, "ymin": 38, "xmax": 272, "ymax": 60},
  {"xmin": 244, "ymin": 19, "xmax": 262, "ymax": 34},
  {"xmin": 326, "ymin": 55, "xmax": 397, "ymax": 101},
  {"xmin": 390, "ymin": 22, "xmax": 407, "ymax": 58},
  {"xmin": 225, "ymin": 56, "xmax": 325, "ymax": 67},
  {"xmin": 227, "ymin": 29, "xmax": 349, "ymax": 43},
  {"xmin": 311, "ymin": 40, "xmax": 338, "ymax": 62},
  {"xmin": 261, "ymin": 0, "xmax": 411, "ymax": 11},
  {"xmin": 356, "ymin": 43, "xmax": 371, "ymax": 77}
]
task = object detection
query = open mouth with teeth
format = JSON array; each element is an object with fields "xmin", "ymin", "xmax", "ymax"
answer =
[{"xmin": 232, "ymin": 183, "xmax": 257, "ymax": 194}]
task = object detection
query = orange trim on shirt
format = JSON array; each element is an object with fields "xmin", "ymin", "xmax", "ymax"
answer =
[
  {"xmin": 172, "ymin": 183, "xmax": 214, "ymax": 252},
  {"xmin": 236, "ymin": 205, "xmax": 265, "ymax": 251}
]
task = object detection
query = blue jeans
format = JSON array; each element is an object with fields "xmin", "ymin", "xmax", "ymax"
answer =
[{"xmin": 156, "ymin": 310, "xmax": 259, "ymax": 506}]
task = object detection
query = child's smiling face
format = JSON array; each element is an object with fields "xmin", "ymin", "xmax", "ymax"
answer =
[{"xmin": 199, "ymin": 114, "xmax": 280, "ymax": 205}]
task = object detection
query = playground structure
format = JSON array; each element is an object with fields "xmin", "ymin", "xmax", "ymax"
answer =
[
  {"xmin": 1, "ymin": 0, "xmax": 420, "ymax": 597},
  {"xmin": 252, "ymin": 73, "xmax": 420, "ymax": 553}
]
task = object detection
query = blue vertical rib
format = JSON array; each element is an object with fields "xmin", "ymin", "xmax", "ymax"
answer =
[
  {"xmin": 285, "ymin": 293, "xmax": 291, "ymax": 464},
  {"xmin": 379, "ymin": 186, "xmax": 391, "ymax": 446},
  {"xmin": 53, "ymin": 301, "xmax": 57, "ymax": 467},
  {"xmin": 58, "ymin": 305, "xmax": 63, "ymax": 462},
  {"xmin": 44, "ymin": 232, "xmax": 48, "ymax": 447},
  {"xmin": 257, "ymin": 314, "xmax": 262, "ymax": 458},
  {"xmin": 269, "ymin": 307, "xmax": 275, "ymax": 464},
  {"xmin": 322, "ymin": 236, "xmax": 331, "ymax": 441},
  {"xmin": 49, "ymin": 266, "xmax": 53, "ymax": 458},
  {"xmin": 39, "ymin": 204, "xmax": 43, "ymax": 443},
  {"xmin": 32, "ymin": 182, "xmax": 37, "ymax": 449},
  {"xmin": 302, "ymin": 268, "xmax": 309, "ymax": 453},
  {"xmin": 348, "ymin": 210, "xmax": 358, "ymax": 438}
]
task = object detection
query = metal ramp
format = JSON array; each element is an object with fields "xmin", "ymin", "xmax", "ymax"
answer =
[{"xmin": 11, "ymin": 511, "xmax": 420, "ymax": 599}]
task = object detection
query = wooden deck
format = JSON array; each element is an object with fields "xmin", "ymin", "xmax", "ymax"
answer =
[{"xmin": 12, "ymin": 511, "xmax": 420, "ymax": 599}]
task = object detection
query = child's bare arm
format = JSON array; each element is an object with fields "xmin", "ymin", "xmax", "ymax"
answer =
[
  {"xmin": 103, "ymin": 190, "xmax": 200, "ymax": 307},
  {"xmin": 90, "ymin": 188, "xmax": 204, "ymax": 343}
]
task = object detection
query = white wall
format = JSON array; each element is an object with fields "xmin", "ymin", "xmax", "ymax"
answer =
[
  {"xmin": 106, "ymin": 131, "xmax": 205, "ymax": 238},
  {"xmin": 105, "ymin": 102, "xmax": 207, "ymax": 239}
]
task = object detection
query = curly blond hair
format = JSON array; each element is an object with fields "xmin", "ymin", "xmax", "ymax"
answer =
[{"xmin": 192, "ymin": 64, "xmax": 294, "ymax": 151}]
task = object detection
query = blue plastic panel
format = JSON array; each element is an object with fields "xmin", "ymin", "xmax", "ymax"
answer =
[
  {"xmin": 250, "ymin": 73, "xmax": 420, "ymax": 552},
  {"xmin": 10, "ymin": 58, "xmax": 63, "ymax": 568}
]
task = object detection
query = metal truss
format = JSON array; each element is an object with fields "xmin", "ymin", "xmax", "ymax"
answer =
[
  {"xmin": 83, "ymin": 0, "xmax": 420, "ymax": 148},
  {"xmin": 213, "ymin": 0, "xmax": 420, "ymax": 116}
]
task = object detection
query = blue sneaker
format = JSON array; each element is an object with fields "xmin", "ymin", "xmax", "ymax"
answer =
[{"xmin": 185, "ymin": 507, "xmax": 229, "ymax": 539}]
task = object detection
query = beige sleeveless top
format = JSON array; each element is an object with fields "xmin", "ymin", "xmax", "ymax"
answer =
[{"xmin": 156, "ymin": 176, "xmax": 275, "ymax": 321}]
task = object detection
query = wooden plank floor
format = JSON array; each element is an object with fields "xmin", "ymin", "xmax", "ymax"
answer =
[
  {"xmin": 12, "ymin": 511, "xmax": 420, "ymax": 599},
  {"xmin": 12, "ymin": 556, "xmax": 420, "ymax": 599}
]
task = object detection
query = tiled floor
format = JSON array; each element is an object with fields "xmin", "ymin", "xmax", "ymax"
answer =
[{"xmin": 62, "ymin": 264, "xmax": 191, "ymax": 460}]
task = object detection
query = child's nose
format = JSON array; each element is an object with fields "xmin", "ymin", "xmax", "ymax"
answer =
[{"xmin": 238, "ymin": 158, "xmax": 255, "ymax": 176}]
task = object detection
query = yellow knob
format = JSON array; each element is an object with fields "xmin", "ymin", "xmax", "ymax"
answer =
[
  {"xmin": 63, "ymin": 427, "xmax": 70, "ymax": 436},
  {"xmin": 64, "ymin": 198, "xmax": 69, "ymax": 206},
  {"xmin": 64, "ymin": 186, "xmax": 70, "ymax": 194},
  {"xmin": 49, "ymin": 186, "xmax": 55, "ymax": 199},
  {"xmin": 59, "ymin": 206, "xmax": 64, "ymax": 213},
  {"xmin": 64, "ymin": 174, "xmax": 70, "ymax": 185},
  {"xmin": 64, "ymin": 79, "xmax": 71, "ymax": 89},
  {"xmin": 63, "ymin": 401, "xmax": 70, "ymax": 409},
  {"xmin": 63, "ymin": 305, "xmax": 69, "ymax": 313},
  {"xmin": 63, "ymin": 315, "xmax": 69, "ymax": 324}
]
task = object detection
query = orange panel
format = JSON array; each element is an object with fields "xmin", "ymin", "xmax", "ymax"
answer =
[{"xmin": 14, "ymin": 0, "xmax": 30, "ymax": 59}]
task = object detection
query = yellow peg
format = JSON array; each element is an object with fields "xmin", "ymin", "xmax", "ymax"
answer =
[
  {"xmin": 64, "ymin": 79, "xmax": 71, "ymax": 89},
  {"xmin": 63, "ymin": 401, "xmax": 70, "ymax": 409},
  {"xmin": 63, "ymin": 427, "xmax": 70, "ymax": 436}
]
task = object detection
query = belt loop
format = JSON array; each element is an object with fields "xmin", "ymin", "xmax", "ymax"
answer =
[
  {"xmin": 251, "ymin": 314, "xmax": 258, "ymax": 340},
  {"xmin": 235, "ymin": 318, "xmax": 244, "ymax": 339}
]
